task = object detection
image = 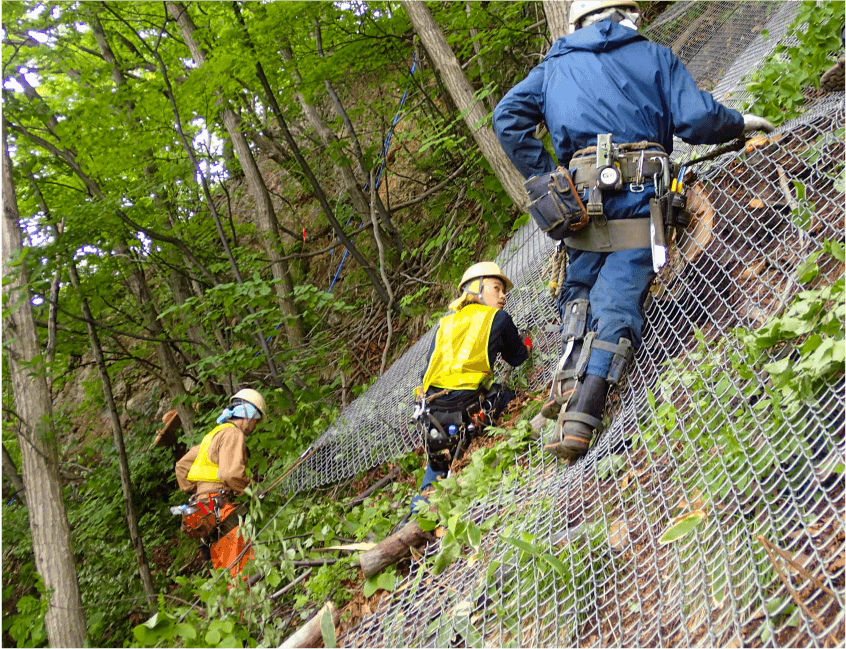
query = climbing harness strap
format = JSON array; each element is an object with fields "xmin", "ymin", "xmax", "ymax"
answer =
[
  {"xmin": 568, "ymin": 333, "xmax": 634, "ymax": 385},
  {"xmin": 560, "ymin": 136, "xmax": 690, "ymax": 256},
  {"xmin": 563, "ymin": 217, "xmax": 652, "ymax": 252}
]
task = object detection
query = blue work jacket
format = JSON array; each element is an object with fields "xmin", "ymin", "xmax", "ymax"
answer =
[{"xmin": 493, "ymin": 21, "xmax": 745, "ymax": 181}]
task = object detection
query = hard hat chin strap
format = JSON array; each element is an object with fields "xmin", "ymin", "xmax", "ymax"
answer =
[{"xmin": 463, "ymin": 278, "xmax": 485, "ymax": 298}]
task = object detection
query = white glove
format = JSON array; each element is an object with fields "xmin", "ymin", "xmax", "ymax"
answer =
[{"xmin": 742, "ymin": 114, "xmax": 776, "ymax": 134}]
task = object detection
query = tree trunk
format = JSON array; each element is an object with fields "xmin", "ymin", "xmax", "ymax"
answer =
[
  {"xmin": 401, "ymin": 1, "xmax": 527, "ymax": 208},
  {"xmin": 2, "ymin": 443, "xmax": 26, "ymax": 505},
  {"xmin": 279, "ymin": 41, "xmax": 400, "ymax": 253},
  {"xmin": 220, "ymin": 4, "xmax": 390, "ymax": 303},
  {"xmin": 166, "ymin": 1, "xmax": 304, "ymax": 349},
  {"xmin": 90, "ymin": 9, "xmax": 228, "ymax": 395},
  {"xmin": 466, "ymin": 2, "xmax": 499, "ymax": 112},
  {"xmin": 133, "ymin": 22, "xmax": 299, "ymax": 397},
  {"xmin": 543, "ymin": 0, "xmax": 572, "ymax": 42},
  {"xmin": 279, "ymin": 601, "xmax": 339, "ymax": 649},
  {"xmin": 2, "ymin": 121, "xmax": 87, "ymax": 648},
  {"xmin": 117, "ymin": 238, "xmax": 197, "ymax": 433},
  {"xmin": 359, "ymin": 519, "xmax": 433, "ymax": 578},
  {"xmin": 67, "ymin": 261, "xmax": 157, "ymax": 604}
]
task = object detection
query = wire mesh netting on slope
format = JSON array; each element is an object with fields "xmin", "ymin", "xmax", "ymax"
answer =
[{"xmin": 282, "ymin": 2, "xmax": 845, "ymax": 646}]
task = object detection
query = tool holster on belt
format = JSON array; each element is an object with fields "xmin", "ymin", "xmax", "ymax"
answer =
[{"xmin": 524, "ymin": 167, "xmax": 589, "ymax": 241}]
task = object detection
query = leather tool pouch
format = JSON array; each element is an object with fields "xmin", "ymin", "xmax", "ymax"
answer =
[
  {"xmin": 524, "ymin": 167, "xmax": 589, "ymax": 241},
  {"xmin": 181, "ymin": 509, "xmax": 216, "ymax": 539}
]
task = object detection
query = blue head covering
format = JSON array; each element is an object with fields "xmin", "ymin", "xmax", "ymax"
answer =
[{"xmin": 216, "ymin": 401, "xmax": 261, "ymax": 424}]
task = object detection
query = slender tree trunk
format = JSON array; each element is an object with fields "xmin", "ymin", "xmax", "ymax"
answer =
[
  {"xmin": 116, "ymin": 239, "xmax": 197, "ymax": 432},
  {"xmin": 2, "ymin": 121, "xmax": 87, "ymax": 649},
  {"xmin": 67, "ymin": 262, "xmax": 157, "ymax": 603},
  {"xmin": 465, "ymin": 2, "xmax": 498, "ymax": 112},
  {"xmin": 31, "ymin": 128, "xmax": 156, "ymax": 602},
  {"xmin": 2, "ymin": 443, "xmax": 26, "ymax": 506},
  {"xmin": 278, "ymin": 40, "xmax": 401, "ymax": 253},
  {"xmin": 401, "ymin": 1, "xmax": 527, "ymax": 208},
  {"xmin": 126, "ymin": 14, "xmax": 300, "ymax": 398},
  {"xmin": 543, "ymin": 0, "xmax": 571, "ymax": 42},
  {"xmin": 7, "ymin": 76, "xmax": 197, "ymax": 433},
  {"xmin": 212, "ymin": 4, "xmax": 388, "ymax": 303},
  {"xmin": 166, "ymin": 1, "xmax": 304, "ymax": 348},
  {"xmin": 89, "ymin": 9, "xmax": 226, "ymax": 395}
]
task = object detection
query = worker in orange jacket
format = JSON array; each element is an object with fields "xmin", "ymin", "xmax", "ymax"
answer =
[{"xmin": 175, "ymin": 389, "xmax": 265, "ymax": 577}]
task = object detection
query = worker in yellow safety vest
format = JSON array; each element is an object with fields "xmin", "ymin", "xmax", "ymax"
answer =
[
  {"xmin": 409, "ymin": 262, "xmax": 529, "ymax": 515},
  {"xmin": 174, "ymin": 389, "xmax": 265, "ymax": 577}
]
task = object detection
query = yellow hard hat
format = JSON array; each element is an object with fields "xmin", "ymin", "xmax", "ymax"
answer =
[
  {"xmin": 231, "ymin": 388, "xmax": 266, "ymax": 419},
  {"xmin": 569, "ymin": 0, "xmax": 640, "ymax": 32},
  {"xmin": 459, "ymin": 262, "xmax": 513, "ymax": 293}
]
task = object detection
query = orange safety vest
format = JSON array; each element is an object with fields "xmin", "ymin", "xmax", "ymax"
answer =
[{"xmin": 421, "ymin": 303, "xmax": 498, "ymax": 392}]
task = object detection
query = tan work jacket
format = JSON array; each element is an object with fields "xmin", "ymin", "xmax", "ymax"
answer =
[{"xmin": 175, "ymin": 424, "xmax": 249, "ymax": 497}]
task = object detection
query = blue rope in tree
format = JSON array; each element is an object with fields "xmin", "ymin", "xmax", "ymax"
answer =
[
  {"xmin": 259, "ymin": 52, "xmax": 419, "ymax": 353},
  {"xmin": 328, "ymin": 51, "xmax": 418, "ymax": 293}
]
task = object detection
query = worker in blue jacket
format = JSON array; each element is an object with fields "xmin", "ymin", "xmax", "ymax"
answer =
[{"xmin": 493, "ymin": 0, "xmax": 774, "ymax": 460}]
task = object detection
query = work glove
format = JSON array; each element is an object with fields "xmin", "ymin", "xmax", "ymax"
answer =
[{"xmin": 742, "ymin": 114, "xmax": 776, "ymax": 134}]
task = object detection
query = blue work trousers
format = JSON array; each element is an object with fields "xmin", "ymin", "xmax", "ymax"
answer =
[{"xmin": 557, "ymin": 189, "xmax": 657, "ymax": 378}]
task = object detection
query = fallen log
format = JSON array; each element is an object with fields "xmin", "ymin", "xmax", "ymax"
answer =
[
  {"xmin": 359, "ymin": 519, "xmax": 434, "ymax": 578},
  {"xmin": 279, "ymin": 601, "xmax": 339, "ymax": 649}
]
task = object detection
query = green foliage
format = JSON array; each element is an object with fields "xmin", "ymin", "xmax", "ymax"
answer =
[
  {"xmin": 414, "ymin": 422, "xmax": 535, "ymax": 573},
  {"xmin": 634, "ymin": 240, "xmax": 844, "ymax": 503},
  {"xmin": 4, "ymin": 572, "xmax": 47, "ymax": 648},
  {"xmin": 745, "ymin": 1, "xmax": 845, "ymax": 124}
]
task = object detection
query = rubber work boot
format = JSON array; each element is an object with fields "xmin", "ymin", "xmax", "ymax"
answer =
[
  {"xmin": 540, "ymin": 340, "xmax": 582, "ymax": 419},
  {"xmin": 545, "ymin": 374, "xmax": 609, "ymax": 460}
]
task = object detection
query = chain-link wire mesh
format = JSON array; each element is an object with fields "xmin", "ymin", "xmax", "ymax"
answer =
[{"xmin": 282, "ymin": 2, "xmax": 844, "ymax": 645}]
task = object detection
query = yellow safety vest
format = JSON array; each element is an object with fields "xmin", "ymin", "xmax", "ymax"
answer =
[
  {"xmin": 186, "ymin": 424, "xmax": 233, "ymax": 483},
  {"xmin": 421, "ymin": 304, "xmax": 498, "ymax": 392}
]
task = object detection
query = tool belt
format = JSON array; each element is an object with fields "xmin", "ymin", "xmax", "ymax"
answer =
[
  {"xmin": 569, "ymin": 142, "xmax": 669, "ymax": 192},
  {"xmin": 561, "ymin": 138, "xmax": 689, "ymax": 253},
  {"xmin": 181, "ymin": 491, "xmax": 231, "ymax": 540}
]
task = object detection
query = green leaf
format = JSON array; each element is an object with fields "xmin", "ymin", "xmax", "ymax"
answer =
[
  {"xmin": 432, "ymin": 531, "xmax": 462, "ymax": 574},
  {"xmin": 321, "ymin": 606, "xmax": 338, "ymax": 648},
  {"xmin": 362, "ymin": 576, "xmax": 379, "ymax": 598},
  {"xmin": 502, "ymin": 535, "xmax": 538, "ymax": 556},
  {"xmin": 539, "ymin": 552, "xmax": 568, "ymax": 576},
  {"xmin": 133, "ymin": 611, "xmax": 176, "ymax": 645},
  {"xmin": 658, "ymin": 510, "xmax": 706, "ymax": 544}
]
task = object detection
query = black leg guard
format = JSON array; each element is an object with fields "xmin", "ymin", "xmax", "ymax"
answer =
[
  {"xmin": 544, "ymin": 335, "xmax": 631, "ymax": 459},
  {"xmin": 546, "ymin": 374, "xmax": 609, "ymax": 459},
  {"xmin": 542, "ymin": 299, "xmax": 590, "ymax": 419}
]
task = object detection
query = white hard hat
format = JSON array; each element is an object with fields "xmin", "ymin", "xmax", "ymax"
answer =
[
  {"xmin": 231, "ymin": 389, "xmax": 266, "ymax": 419},
  {"xmin": 459, "ymin": 262, "xmax": 513, "ymax": 293},
  {"xmin": 569, "ymin": 0, "xmax": 640, "ymax": 32}
]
